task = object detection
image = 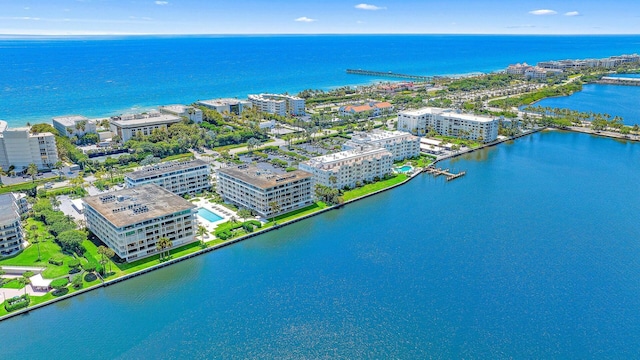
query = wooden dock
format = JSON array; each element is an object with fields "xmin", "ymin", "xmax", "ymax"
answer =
[
  {"xmin": 424, "ymin": 167, "xmax": 466, "ymax": 181},
  {"xmin": 346, "ymin": 69, "xmax": 433, "ymax": 82}
]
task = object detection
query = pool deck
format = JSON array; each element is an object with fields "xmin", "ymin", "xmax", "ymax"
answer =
[{"xmin": 191, "ymin": 199, "xmax": 238, "ymax": 233}]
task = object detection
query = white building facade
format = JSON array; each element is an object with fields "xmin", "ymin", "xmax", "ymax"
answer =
[
  {"xmin": 109, "ymin": 112, "xmax": 182, "ymax": 143},
  {"xmin": 0, "ymin": 121, "xmax": 59, "ymax": 171},
  {"xmin": 159, "ymin": 105, "xmax": 203, "ymax": 123},
  {"xmin": 196, "ymin": 99, "xmax": 252, "ymax": 115},
  {"xmin": 397, "ymin": 107, "xmax": 499, "ymax": 142},
  {"xmin": 0, "ymin": 193, "xmax": 27, "ymax": 257},
  {"xmin": 52, "ymin": 115, "xmax": 99, "ymax": 139},
  {"xmin": 248, "ymin": 94, "xmax": 305, "ymax": 116},
  {"xmin": 83, "ymin": 184, "xmax": 197, "ymax": 262},
  {"xmin": 125, "ymin": 159, "xmax": 211, "ymax": 195},
  {"xmin": 299, "ymin": 145, "xmax": 394, "ymax": 190},
  {"xmin": 343, "ymin": 130, "xmax": 420, "ymax": 161},
  {"xmin": 216, "ymin": 165, "xmax": 313, "ymax": 218}
]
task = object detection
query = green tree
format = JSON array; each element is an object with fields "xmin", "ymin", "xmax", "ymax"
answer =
[
  {"xmin": 156, "ymin": 237, "xmax": 173, "ymax": 261},
  {"xmin": 57, "ymin": 230, "xmax": 86, "ymax": 253},
  {"xmin": 237, "ymin": 208, "xmax": 252, "ymax": 222},
  {"xmin": 50, "ymin": 278, "xmax": 69, "ymax": 294},
  {"xmin": 26, "ymin": 163, "xmax": 38, "ymax": 183},
  {"xmin": 268, "ymin": 201, "xmax": 281, "ymax": 224},
  {"xmin": 97, "ymin": 246, "xmax": 109, "ymax": 275},
  {"xmin": 196, "ymin": 225, "xmax": 208, "ymax": 246}
]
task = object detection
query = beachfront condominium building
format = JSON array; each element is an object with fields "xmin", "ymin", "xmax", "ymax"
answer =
[
  {"xmin": 109, "ymin": 112, "xmax": 182, "ymax": 143},
  {"xmin": 0, "ymin": 193, "xmax": 28, "ymax": 257},
  {"xmin": 83, "ymin": 184, "xmax": 197, "ymax": 262},
  {"xmin": 125, "ymin": 159, "xmax": 211, "ymax": 195},
  {"xmin": 196, "ymin": 99, "xmax": 252, "ymax": 115},
  {"xmin": 248, "ymin": 94, "xmax": 305, "ymax": 116},
  {"xmin": 397, "ymin": 107, "xmax": 499, "ymax": 142},
  {"xmin": 159, "ymin": 105, "xmax": 203, "ymax": 123},
  {"xmin": 299, "ymin": 145, "xmax": 394, "ymax": 190},
  {"xmin": 338, "ymin": 101, "xmax": 394, "ymax": 118},
  {"xmin": 216, "ymin": 165, "xmax": 313, "ymax": 219},
  {"xmin": 0, "ymin": 121, "xmax": 59, "ymax": 172},
  {"xmin": 52, "ymin": 115, "xmax": 99, "ymax": 139},
  {"xmin": 342, "ymin": 130, "xmax": 420, "ymax": 161}
]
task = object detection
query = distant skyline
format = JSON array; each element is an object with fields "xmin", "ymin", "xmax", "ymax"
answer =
[{"xmin": 0, "ymin": 0, "xmax": 639, "ymax": 35}]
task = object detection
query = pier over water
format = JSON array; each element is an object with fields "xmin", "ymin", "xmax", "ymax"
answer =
[{"xmin": 346, "ymin": 69, "xmax": 433, "ymax": 82}]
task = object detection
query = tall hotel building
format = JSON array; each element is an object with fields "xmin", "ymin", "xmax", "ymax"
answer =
[
  {"xmin": 397, "ymin": 107, "xmax": 499, "ymax": 142},
  {"xmin": 125, "ymin": 159, "xmax": 211, "ymax": 195},
  {"xmin": 0, "ymin": 121, "xmax": 59, "ymax": 171},
  {"xmin": 299, "ymin": 145, "xmax": 393, "ymax": 190},
  {"xmin": 248, "ymin": 94, "xmax": 306, "ymax": 116},
  {"xmin": 216, "ymin": 165, "xmax": 313, "ymax": 218},
  {"xmin": 0, "ymin": 193, "xmax": 28, "ymax": 257},
  {"xmin": 109, "ymin": 112, "xmax": 182, "ymax": 143},
  {"xmin": 83, "ymin": 184, "xmax": 197, "ymax": 262}
]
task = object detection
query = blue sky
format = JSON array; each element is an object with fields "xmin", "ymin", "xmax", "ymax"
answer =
[{"xmin": 0, "ymin": 0, "xmax": 639, "ymax": 35}]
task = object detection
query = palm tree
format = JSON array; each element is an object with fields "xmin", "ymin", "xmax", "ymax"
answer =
[
  {"xmin": 30, "ymin": 225, "xmax": 41, "ymax": 261},
  {"xmin": 97, "ymin": 245, "xmax": 109, "ymax": 274},
  {"xmin": 26, "ymin": 163, "xmax": 38, "ymax": 183},
  {"xmin": 197, "ymin": 226, "xmax": 208, "ymax": 246},
  {"xmin": 268, "ymin": 201, "xmax": 280, "ymax": 224},
  {"xmin": 156, "ymin": 237, "xmax": 173, "ymax": 260}
]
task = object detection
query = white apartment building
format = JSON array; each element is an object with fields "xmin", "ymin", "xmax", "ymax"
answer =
[
  {"xmin": 0, "ymin": 193, "xmax": 27, "ymax": 257},
  {"xmin": 299, "ymin": 145, "xmax": 393, "ymax": 190},
  {"xmin": 217, "ymin": 165, "xmax": 313, "ymax": 218},
  {"xmin": 52, "ymin": 115, "xmax": 99, "ymax": 139},
  {"xmin": 248, "ymin": 94, "xmax": 305, "ymax": 116},
  {"xmin": 0, "ymin": 121, "xmax": 59, "ymax": 171},
  {"xmin": 343, "ymin": 130, "xmax": 420, "ymax": 161},
  {"xmin": 109, "ymin": 112, "xmax": 182, "ymax": 143},
  {"xmin": 159, "ymin": 105, "xmax": 203, "ymax": 123},
  {"xmin": 83, "ymin": 184, "xmax": 197, "ymax": 262},
  {"xmin": 125, "ymin": 159, "xmax": 211, "ymax": 195},
  {"xmin": 196, "ymin": 98, "xmax": 252, "ymax": 115},
  {"xmin": 397, "ymin": 107, "xmax": 499, "ymax": 142}
]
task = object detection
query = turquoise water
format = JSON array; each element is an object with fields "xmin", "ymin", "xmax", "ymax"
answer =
[
  {"xmin": 535, "ymin": 82, "xmax": 640, "ymax": 126},
  {"xmin": 197, "ymin": 207, "xmax": 223, "ymax": 223},
  {"xmin": 2, "ymin": 130, "xmax": 639, "ymax": 358},
  {"xmin": 2, "ymin": 35, "xmax": 640, "ymax": 125},
  {"xmin": 396, "ymin": 165, "xmax": 413, "ymax": 173}
]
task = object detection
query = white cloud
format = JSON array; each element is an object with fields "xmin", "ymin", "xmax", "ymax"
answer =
[
  {"xmin": 155, "ymin": 1, "xmax": 169, "ymax": 5},
  {"xmin": 564, "ymin": 11, "xmax": 580, "ymax": 16},
  {"xmin": 294, "ymin": 17, "xmax": 316, "ymax": 23},
  {"xmin": 529, "ymin": 9, "xmax": 557, "ymax": 16},
  {"xmin": 24, "ymin": 7, "xmax": 30, "ymax": 10},
  {"xmin": 355, "ymin": 4, "xmax": 386, "ymax": 11}
]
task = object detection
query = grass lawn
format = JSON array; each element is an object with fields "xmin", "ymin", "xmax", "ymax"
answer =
[
  {"xmin": 267, "ymin": 202, "xmax": 328, "ymax": 225},
  {"xmin": 1, "ymin": 278, "xmax": 26, "ymax": 289},
  {"xmin": 0, "ymin": 220, "xmax": 75, "ymax": 279},
  {"xmin": 343, "ymin": 174, "xmax": 408, "ymax": 201},
  {"xmin": 102, "ymin": 241, "xmax": 203, "ymax": 278}
]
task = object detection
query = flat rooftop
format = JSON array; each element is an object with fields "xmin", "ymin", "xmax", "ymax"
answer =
[
  {"xmin": 197, "ymin": 98, "xmax": 249, "ymax": 106},
  {"xmin": 83, "ymin": 184, "xmax": 196, "ymax": 228},
  {"xmin": 52, "ymin": 115, "xmax": 88, "ymax": 126},
  {"xmin": 399, "ymin": 107, "xmax": 496, "ymax": 123},
  {"xmin": 350, "ymin": 130, "xmax": 416, "ymax": 142},
  {"xmin": 110, "ymin": 113, "xmax": 182, "ymax": 127},
  {"xmin": 218, "ymin": 165, "xmax": 312, "ymax": 190},
  {"xmin": 126, "ymin": 159, "xmax": 209, "ymax": 180},
  {"xmin": 303, "ymin": 145, "xmax": 391, "ymax": 168},
  {"xmin": 159, "ymin": 105, "xmax": 190, "ymax": 113}
]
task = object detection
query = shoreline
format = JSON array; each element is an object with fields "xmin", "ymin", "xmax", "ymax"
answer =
[
  {"xmin": 0, "ymin": 127, "xmax": 546, "ymax": 322},
  {"xmin": 1, "ymin": 126, "xmax": 636, "ymax": 322}
]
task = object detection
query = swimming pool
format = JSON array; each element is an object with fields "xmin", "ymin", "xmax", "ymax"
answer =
[
  {"xmin": 197, "ymin": 207, "xmax": 224, "ymax": 223},
  {"xmin": 395, "ymin": 165, "xmax": 413, "ymax": 173}
]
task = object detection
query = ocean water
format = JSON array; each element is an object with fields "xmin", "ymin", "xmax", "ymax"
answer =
[
  {"xmin": 535, "ymin": 83, "xmax": 640, "ymax": 125},
  {"xmin": 1, "ymin": 35, "xmax": 640, "ymax": 125},
  {"xmin": 1, "ymin": 131, "xmax": 639, "ymax": 358}
]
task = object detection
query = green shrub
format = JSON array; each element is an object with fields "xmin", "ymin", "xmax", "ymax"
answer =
[
  {"xmin": 82, "ymin": 261, "xmax": 97, "ymax": 272},
  {"xmin": 242, "ymin": 223, "xmax": 254, "ymax": 233},
  {"xmin": 4, "ymin": 295, "xmax": 30, "ymax": 312},
  {"xmin": 67, "ymin": 259, "xmax": 81, "ymax": 268},
  {"xmin": 50, "ymin": 278, "xmax": 69, "ymax": 289},
  {"xmin": 22, "ymin": 271, "xmax": 34, "ymax": 278},
  {"xmin": 48, "ymin": 257, "xmax": 64, "ymax": 266}
]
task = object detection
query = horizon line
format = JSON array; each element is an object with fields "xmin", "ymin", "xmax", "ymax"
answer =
[{"xmin": 2, "ymin": 32, "xmax": 640, "ymax": 38}]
